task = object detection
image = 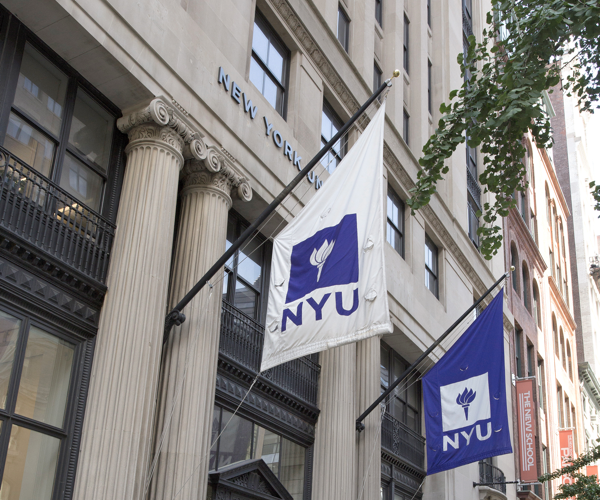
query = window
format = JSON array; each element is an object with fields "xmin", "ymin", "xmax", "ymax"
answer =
[
  {"xmin": 511, "ymin": 244, "xmax": 519, "ymax": 294},
  {"xmin": 223, "ymin": 212, "xmax": 268, "ymax": 321},
  {"xmin": 533, "ymin": 280, "xmax": 541, "ymax": 328},
  {"xmin": 557, "ymin": 385, "xmax": 564, "ymax": 428},
  {"xmin": 403, "ymin": 108, "xmax": 409, "ymax": 145},
  {"xmin": 428, "ymin": 60, "xmax": 432, "ymax": 114},
  {"xmin": 2, "ymin": 42, "xmax": 118, "ymax": 215},
  {"xmin": 542, "ymin": 447, "xmax": 550, "ymax": 500},
  {"xmin": 374, "ymin": 62, "xmax": 383, "ymax": 92},
  {"xmin": 567, "ymin": 340, "xmax": 573, "ymax": 380},
  {"xmin": 425, "ymin": 235, "xmax": 439, "ymax": 298},
  {"xmin": 320, "ymin": 101, "xmax": 347, "ymax": 174},
  {"xmin": 375, "ymin": 0, "xmax": 382, "ymax": 27},
  {"xmin": 463, "ymin": 0, "xmax": 472, "ymax": 21},
  {"xmin": 403, "ymin": 15, "xmax": 410, "ymax": 73},
  {"xmin": 250, "ymin": 11, "xmax": 289, "ymax": 117},
  {"xmin": 553, "ymin": 315, "xmax": 559, "ymax": 358},
  {"xmin": 527, "ymin": 343, "xmax": 534, "ymax": 377},
  {"xmin": 560, "ymin": 328, "xmax": 566, "ymax": 370},
  {"xmin": 515, "ymin": 328, "xmax": 523, "ymax": 377},
  {"xmin": 387, "ymin": 186, "xmax": 404, "ymax": 257},
  {"xmin": 520, "ymin": 191, "xmax": 527, "ymax": 223},
  {"xmin": 0, "ymin": 308, "xmax": 84, "ymax": 500},
  {"xmin": 537, "ymin": 359, "xmax": 545, "ymax": 411},
  {"xmin": 337, "ymin": 5, "xmax": 350, "ymax": 53},
  {"xmin": 427, "ymin": 0, "xmax": 431, "ymax": 27},
  {"xmin": 380, "ymin": 342, "xmax": 421, "ymax": 434},
  {"xmin": 522, "ymin": 263, "xmax": 530, "ymax": 311},
  {"xmin": 210, "ymin": 405, "xmax": 306, "ymax": 500}
]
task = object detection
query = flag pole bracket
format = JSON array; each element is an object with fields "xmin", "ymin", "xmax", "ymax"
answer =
[{"xmin": 472, "ymin": 481, "xmax": 521, "ymax": 487}]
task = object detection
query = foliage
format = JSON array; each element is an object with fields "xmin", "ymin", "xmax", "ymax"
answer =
[
  {"xmin": 539, "ymin": 441, "xmax": 600, "ymax": 499},
  {"xmin": 406, "ymin": 0, "xmax": 600, "ymax": 259}
]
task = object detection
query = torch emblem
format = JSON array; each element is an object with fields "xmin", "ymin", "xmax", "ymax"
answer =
[
  {"xmin": 456, "ymin": 388, "xmax": 477, "ymax": 420},
  {"xmin": 310, "ymin": 239, "xmax": 336, "ymax": 282}
]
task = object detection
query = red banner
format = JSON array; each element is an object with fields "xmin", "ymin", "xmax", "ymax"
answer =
[
  {"xmin": 587, "ymin": 465, "xmax": 598, "ymax": 479},
  {"xmin": 560, "ymin": 429, "xmax": 576, "ymax": 495},
  {"xmin": 516, "ymin": 379, "xmax": 538, "ymax": 482}
]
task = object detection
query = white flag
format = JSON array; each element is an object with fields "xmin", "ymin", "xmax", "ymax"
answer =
[{"xmin": 261, "ymin": 102, "xmax": 392, "ymax": 372}]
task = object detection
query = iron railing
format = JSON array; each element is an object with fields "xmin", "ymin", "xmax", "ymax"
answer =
[
  {"xmin": 381, "ymin": 413, "xmax": 425, "ymax": 469},
  {"xmin": 0, "ymin": 146, "xmax": 115, "ymax": 284},
  {"xmin": 219, "ymin": 300, "xmax": 320, "ymax": 406},
  {"xmin": 479, "ymin": 461, "xmax": 507, "ymax": 494}
]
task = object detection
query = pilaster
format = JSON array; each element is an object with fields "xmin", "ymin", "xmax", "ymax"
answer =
[
  {"xmin": 73, "ymin": 98, "xmax": 205, "ymax": 500},
  {"xmin": 149, "ymin": 148, "xmax": 251, "ymax": 500}
]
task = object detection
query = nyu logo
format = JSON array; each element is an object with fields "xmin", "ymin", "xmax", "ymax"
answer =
[
  {"xmin": 440, "ymin": 373, "xmax": 493, "ymax": 451},
  {"xmin": 285, "ymin": 214, "xmax": 359, "ymax": 303}
]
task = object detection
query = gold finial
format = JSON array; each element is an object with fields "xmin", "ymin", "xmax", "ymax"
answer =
[
  {"xmin": 392, "ymin": 69, "xmax": 401, "ymax": 78},
  {"xmin": 510, "ymin": 266, "xmax": 515, "ymax": 272}
]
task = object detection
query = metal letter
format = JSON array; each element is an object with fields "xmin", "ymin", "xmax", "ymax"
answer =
[
  {"xmin": 284, "ymin": 141, "xmax": 293, "ymax": 161},
  {"xmin": 293, "ymin": 151, "xmax": 302, "ymax": 170},
  {"xmin": 218, "ymin": 67, "xmax": 230, "ymax": 91},
  {"xmin": 273, "ymin": 130, "xmax": 283, "ymax": 148},
  {"xmin": 231, "ymin": 82, "xmax": 241, "ymax": 103},
  {"xmin": 243, "ymin": 93, "xmax": 257, "ymax": 119},
  {"xmin": 264, "ymin": 116, "xmax": 273, "ymax": 136}
]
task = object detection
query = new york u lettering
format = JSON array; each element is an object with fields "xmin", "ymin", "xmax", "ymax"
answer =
[{"xmin": 281, "ymin": 289, "xmax": 359, "ymax": 332}]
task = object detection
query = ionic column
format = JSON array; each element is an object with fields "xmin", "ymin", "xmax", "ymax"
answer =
[
  {"xmin": 356, "ymin": 336, "xmax": 381, "ymax": 500},
  {"xmin": 312, "ymin": 344, "xmax": 357, "ymax": 500},
  {"xmin": 73, "ymin": 99, "xmax": 205, "ymax": 500},
  {"xmin": 149, "ymin": 149, "xmax": 252, "ymax": 500}
]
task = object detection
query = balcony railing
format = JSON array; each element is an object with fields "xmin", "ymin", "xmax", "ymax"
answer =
[
  {"xmin": 219, "ymin": 300, "xmax": 320, "ymax": 406},
  {"xmin": 0, "ymin": 146, "xmax": 115, "ymax": 284},
  {"xmin": 479, "ymin": 461, "xmax": 506, "ymax": 494},
  {"xmin": 381, "ymin": 413, "xmax": 425, "ymax": 469}
]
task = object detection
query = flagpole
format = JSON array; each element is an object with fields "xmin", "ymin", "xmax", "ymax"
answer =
[
  {"xmin": 356, "ymin": 271, "xmax": 509, "ymax": 432},
  {"xmin": 164, "ymin": 70, "xmax": 401, "ymax": 339}
]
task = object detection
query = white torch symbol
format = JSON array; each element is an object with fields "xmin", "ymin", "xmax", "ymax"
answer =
[{"xmin": 310, "ymin": 239, "xmax": 336, "ymax": 282}]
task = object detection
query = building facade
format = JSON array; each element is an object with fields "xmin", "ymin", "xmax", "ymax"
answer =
[
  {"xmin": 0, "ymin": 0, "xmax": 519, "ymax": 499},
  {"xmin": 551, "ymin": 83, "xmax": 600, "ymax": 465}
]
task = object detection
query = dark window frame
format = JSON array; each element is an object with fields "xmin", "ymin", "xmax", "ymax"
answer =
[
  {"xmin": 402, "ymin": 108, "xmax": 409, "ymax": 146},
  {"xmin": 515, "ymin": 328, "xmax": 522, "ymax": 377},
  {"xmin": 375, "ymin": 0, "xmax": 383, "ymax": 28},
  {"xmin": 0, "ymin": 302, "xmax": 87, "ymax": 500},
  {"xmin": 425, "ymin": 234, "xmax": 439, "ymax": 299},
  {"xmin": 386, "ymin": 185, "xmax": 404, "ymax": 257},
  {"xmin": 223, "ymin": 210, "xmax": 271, "ymax": 323},
  {"xmin": 373, "ymin": 62, "xmax": 382, "ymax": 93},
  {"xmin": 0, "ymin": 21, "xmax": 123, "ymax": 223},
  {"xmin": 403, "ymin": 14, "xmax": 410, "ymax": 73},
  {"xmin": 337, "ymin": 5, "xmax": 350, "ymax": 53},
  {"xmin": 251, "ymin": 10, "xmax": 290, "ymax": 119},
  {"xmin": 427, "ymin": 59, "xmax": 432, "ymax": 114},
  {"xmin": 320, "ymin": 100, "xmax": 347, "ymax": 174}
]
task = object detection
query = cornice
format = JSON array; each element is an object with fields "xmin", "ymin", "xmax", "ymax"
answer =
[
  {"xmin": 267, "ymin": 0, "xmax": 362, "ymax": 116},
  {"xmin": 579, "ymin": 362, "xmax": 600, "ymax": 409},
  {"xmin": 507, "ymin": 208, "xmax": 548, "ymax": 275},
  {"xmin": 540, "ymin": 147, "xmax": 571, "ymax": 218},
  {"xmin": 548, "ymin": 275, "xmax": 576, "ymax": 330}
]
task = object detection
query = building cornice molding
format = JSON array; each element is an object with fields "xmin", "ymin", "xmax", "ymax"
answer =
[
  {"xmin": 579, "ymin": 362, "xmax": 600, "ymax": 409},
  {"xmin": 267, "ymin": 0, "xmax": 362, "ymax": 116}
]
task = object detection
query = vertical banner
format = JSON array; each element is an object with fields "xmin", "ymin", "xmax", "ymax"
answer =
[
  {"xmin": 516, "ymin": 379, "xmax": 538, "ymax": 482},
  {"xmin": 587, "ymin": 465, "xmax": 598, "ymax": 479},
  {"xmin": 559, "ymin": 429, "xmax": 575, "ymax": 494}
]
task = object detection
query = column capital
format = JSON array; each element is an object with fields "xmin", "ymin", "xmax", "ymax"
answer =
[
  {"xmin": 117, "ymin": 97, "xmax": 208, "ymax": 160},
  {"xmin": 182, "ymin": 146, "xmax": 252, "ymax": 204}
]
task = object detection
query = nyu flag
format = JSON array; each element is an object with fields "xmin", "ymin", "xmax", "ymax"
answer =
[
  {"xmin": 423, "ymin": 290, "xmax": 512, "ymax": 475},
  {"xmin": 261, "ymin": 103, "xmax": 392, "ymax": 371}
]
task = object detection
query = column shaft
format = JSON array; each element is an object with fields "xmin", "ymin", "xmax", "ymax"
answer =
[
  {"xmin": 356, "ymin": 336, "xmax": 381, "ymax": 500},
  {"xmin": 73, "ymin": 126, "xmax": 183, "ymax": 500},
  {"xmin": 312, "ymin": 343, "xmax": 357, "ymax": 500}
]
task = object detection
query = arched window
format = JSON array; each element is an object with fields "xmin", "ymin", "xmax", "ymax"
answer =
[
  {"xmin": 522, "ymin": 263, "xmax": 530, "ymax": 311},
  {"xmin": 546, "ymin": 184, "xmax": 551, "ymax": 226},
  {"xmin": 533, "ymin": 281, "xmax": 541, "ymax": 328},
  {"xmin": 567, "ymin": 340, "xmax": 573, "ymax": 380},
  {"xmin": 560, "ymin": 328, "xmax": 566, "ymax": 370},
  {"xmin": 553, "ymin": 315, "xmax": 559, "ymax": 358},
  {"xmin": 511, "ymin": 244, "xmax": 519, "ymax": 295}
]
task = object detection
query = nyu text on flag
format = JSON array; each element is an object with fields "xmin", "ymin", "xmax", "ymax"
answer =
[
  {"xmin": 423, "ymin": 289, "xmax": 512, "ymax": 475},
  {"xmin": 260, "ymin": 102, "xmax": 392, "ymax": 372}
]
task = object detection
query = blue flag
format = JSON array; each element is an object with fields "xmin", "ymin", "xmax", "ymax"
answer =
[{"xmin": 423, "ymin": 289, "xmax": 512, "ymax": 475}]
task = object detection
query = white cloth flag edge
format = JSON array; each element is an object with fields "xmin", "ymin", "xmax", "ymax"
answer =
[{"xmin": 260, "ymin": 102, "xmax": 393, "ymax": 372}]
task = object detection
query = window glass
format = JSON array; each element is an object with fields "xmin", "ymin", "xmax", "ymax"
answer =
[
  {"xmin": 374, "ymin": 63, "xmax": 382, "ymax": 92},
  {"xmin": 209, "ymin": 406, "xmax": 220, "ymax": 471},
  {"xmin": 403, "ymin": 15, "xmax": 410, "ymax": 73},
  {"xmin": 337, "ymin": 6, "xmax": 350, "ymax": 52},
  {"xmin": 234, "ymin": 280, "xmax": 257, "ymax": 318},
  {"xmin": 217, "ymin": 409, "xmax": 254, "ymax": 469},
  {"xmin": 4, "ymin": 112, "xmax": 54, "ymax": 177},
  {"xmin": 375, "ymin": 0, "xmax": 382, "ymax": 27},
  {"xmin": 252, "ymin": 23, "xmax": 270, "ymax": 64},
  {"xmin": 15, "ymin": 326, "xmax": 74, "ymax": 428},
  {"xmin": 387, "ymin": 187, "xmax": 404, "ymax": 256},
  {"xmin": 68, "ymin": 89, "xmax": 114, "ymax": 172},
  {"xmin": 0, "ymin": 311, "xmax": 21, "ymax": 410},
  {"xmin": 0, "ymin": 424, "xmax": 60, "ymax": 500},
  {"xmin": 380, "ymin": 345, "xmax": 389, "ymax": 389},
  {"xmin": 320, "ymin": 103, "xmax": 346, "ymax": 174},
  {"xmin": 425, "ymin": 235, "xmax": 438, "ymax": 298},
  {"xmin": 59, "ymin": 153, "xmax": 103, "ymax": 212},
  {"xmin": 13, "ymin": 43, "xmax": 68, "ymax": 136},
  {"xmin": 238, "ymin": 238, "xmax": 263, "ymax": 288},
  {"xmin": 278, "ymin": 438, "xmax": 305, "ymax": 500}
]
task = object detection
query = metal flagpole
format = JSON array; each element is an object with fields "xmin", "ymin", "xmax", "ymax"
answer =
[
  {"xmin": 356, "ymin": 270, "xmax": 510, "ymax": 431},
  {"xmin": 164, "ymin": 70, "xmax": 401, "ymax": 339}
]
